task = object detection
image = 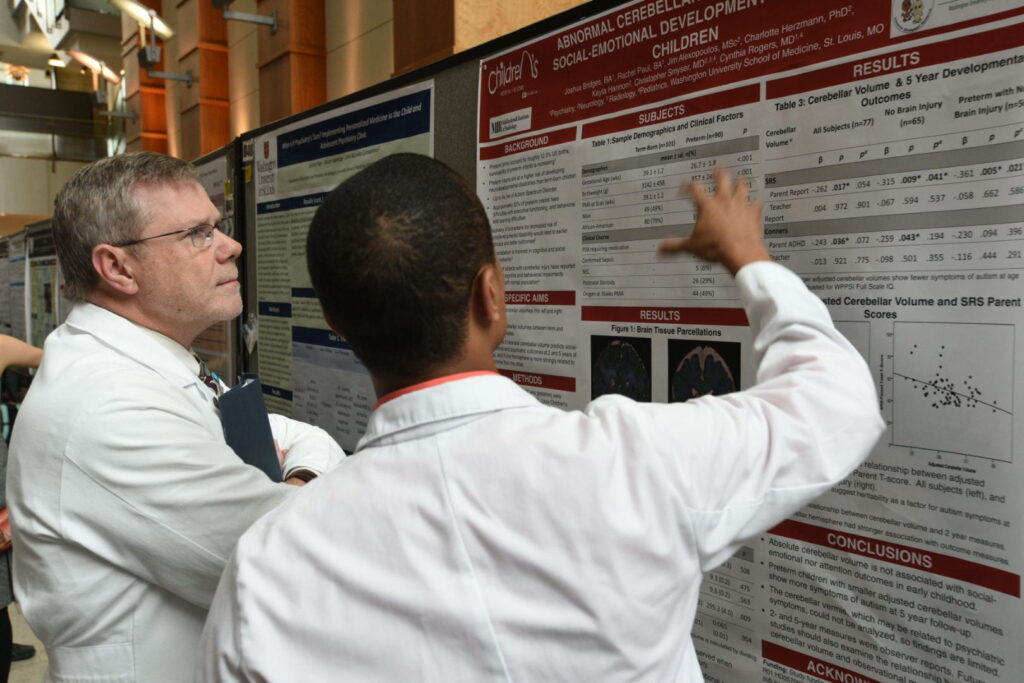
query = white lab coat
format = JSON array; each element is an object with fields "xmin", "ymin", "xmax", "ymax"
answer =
[
  {"xmin": 197, "ymin": 262, "xmax": 885, "ymax": 682},
  {"xmin": 7, "ymin": 303, "xmax": 344, "ymax": 683}
]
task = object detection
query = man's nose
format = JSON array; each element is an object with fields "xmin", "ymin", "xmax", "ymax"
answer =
[{"xmin": 216, "ymin": 229, "xmax": 242, "ymax": 260}]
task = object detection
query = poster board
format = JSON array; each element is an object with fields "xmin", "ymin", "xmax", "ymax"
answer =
[
  {"xmin": 233, "ymin": 0, "xmax": 1024, "ymax": 677},
  {"xmin": 0, "ymin": 238, "xmax": 11, "ymax": 337},
  {"xmin": 7, "ymin": 231, "xmax": 26, "ymax": 343},
  {"xmin": 24, "ymin": 220, "xmax": 61, "ymax": 347},
  {"xmin": 247, "ymin": 82, "xmax": 435, "ymax": 450},
  {"xmin": 475, "ymin": 1, "xmax": 1024, "ymax": 681}
]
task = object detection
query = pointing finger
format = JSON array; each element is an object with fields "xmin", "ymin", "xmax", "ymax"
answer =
[
  {"xmin": 687, "ymin": 179, "xmax": 710, "ymax": 207},
  {"xmin": 713, "ymin": 167, "xmax": 733, "ymax": 196},
  {"xmin": 735, "ymin": 177, "xmax": 750, "ymax": 204},
  {"xmin": 658, "ymin": 236, "xmax": 691, "ymax": 254}
]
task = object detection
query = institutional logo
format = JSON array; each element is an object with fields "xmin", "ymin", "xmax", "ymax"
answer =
[
  {"xmin": 486, "ymin": 50, "xmax": 539, "ymax": 95},
  {"xmin": 892, "ymin": 0, "xmax": 933, "ymax": 33}
]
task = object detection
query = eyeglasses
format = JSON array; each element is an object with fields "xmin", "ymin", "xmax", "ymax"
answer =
[{"xmin": 112, "ymin": 218, "xmax": 233, "ymax": 249}]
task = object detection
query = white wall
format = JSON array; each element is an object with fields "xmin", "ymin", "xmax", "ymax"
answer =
[
  {"xmin": 228, "ymin": 0, "xmax": 259, "ymax": 138},
  {"xmin": 325, "ymin": 1, "xmax": 394, "ymax": 102},
  {"xmin": 0, "ymin": 157, "xmax": 86, "ymax": 215}
]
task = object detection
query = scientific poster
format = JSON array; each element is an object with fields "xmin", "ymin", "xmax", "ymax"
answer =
[
  {"xmin": 26, "ymin": 227, "xmax": 59, "ymax": 347},
  {"xmin": 0, "ymin": 239, "xmax": 10, "ymax": 336},
  {"xmin": 253, "ymin": 82, "xmax": 434, "ymax": 450},
  {"xmin": 7, "ymin": 232, "xmax": 25, "ymax": 342},
  {"xmin": 477, "ymin": 1, "xmax": 1024, "ymax": 680}
]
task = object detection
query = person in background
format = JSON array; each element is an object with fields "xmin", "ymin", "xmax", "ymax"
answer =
[
  {"xmin": 7, "ymin": 152, "xmax": 344, "ymax": 683},
  {"xmin": 0, "ymin": 336, "xmax": 42, "ymax": 680},
  {"xmin": 196, "ymin": 157, "xmax": 885, "ymax": 681}
]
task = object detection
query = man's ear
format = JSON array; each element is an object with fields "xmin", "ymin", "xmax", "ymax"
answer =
[
  {"xmin": 91, "ymin": 244, "xmax": 139, "ymax": 295},
  {"xmin": 322, "ymin": 312, "xmax": 346, "ymax": 340},
  {"xmin": 472, "ymin": 262, "xmax": 505, "ymax": 326}
]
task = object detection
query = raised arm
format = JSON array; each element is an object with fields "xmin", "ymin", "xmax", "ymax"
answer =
[{"xmin": 630, "ymin": 168, "xmax": 885, "ymax": 569}]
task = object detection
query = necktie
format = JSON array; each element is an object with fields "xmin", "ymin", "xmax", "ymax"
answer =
[{"xmin": 196, "ymin": 356, "xmax": 222, "ymax": 397}]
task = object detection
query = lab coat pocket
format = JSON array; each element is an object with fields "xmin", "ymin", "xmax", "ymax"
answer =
[{"xmin": 47, "ymin": 641, "xmax": 134, "ymax": 682}]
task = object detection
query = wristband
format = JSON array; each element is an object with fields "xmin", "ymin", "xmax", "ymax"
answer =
[{"xmin": 285, "ymin": 468, "xmax": 317, "ymax": 483}]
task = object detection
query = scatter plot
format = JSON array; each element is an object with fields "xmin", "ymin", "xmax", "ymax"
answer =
[{"xmin": 892, "ymin": 322, "xmax": 1013, "ymax": 462}]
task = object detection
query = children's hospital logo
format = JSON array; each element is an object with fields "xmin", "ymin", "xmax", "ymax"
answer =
[{"xmin": 486, "ymin": 51, "xmax": 539, "ymax": 95}]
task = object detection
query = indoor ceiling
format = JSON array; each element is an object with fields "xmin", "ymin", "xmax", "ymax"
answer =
[
  {"xmin": 1, "ymin": 1, "xmax": 122, "ymax": 78},
  {"xmin": 0, "ymin": 2, "xmax": 123, "ymax": 233}
]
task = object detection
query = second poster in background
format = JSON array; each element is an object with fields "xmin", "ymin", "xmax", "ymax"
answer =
[{"xmin": 253, "ymin": 82, "xmax": 434, "ymax": 451}]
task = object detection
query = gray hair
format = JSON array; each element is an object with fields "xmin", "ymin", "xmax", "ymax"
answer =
[{"xmin": 54, "ymin": 151, "xmax": 199, "ymax": 301}]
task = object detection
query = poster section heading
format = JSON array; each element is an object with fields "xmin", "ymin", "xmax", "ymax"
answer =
[
  {"xmin": 771, "ymin": 519, "xmax": 1020, "ymax": 597},
  {"xmin": 479, "ymin": 0, "xmax": 1024, "ymax": 142},
  {"xmin": 292, "ymin": 325, "xmax": 350, "ymax": 351},
  {"xmin": 768, "ymin": 21, "xmax": 1024, "ymax": 101},
  {"xmin": 582, "ymin": 305, "xmax": 748, "ymax": 327},
  {"xmin": 274, "ymin": 89, "xmax": 431, "ymax": 169},
  {"xmin": 506, "ymin": 290, "xmax": 576, "ymax": 305},
  {"xmin": 257, "ymin": 192, "xmax": 327, "ymax": 216},
  {"xmin": 260, "ymin": 384, "xmax": 293, "ymax": 402},
  {"xmin": 581, "ymin": 83, "xmax": 756, "ymax": 139},
  {"xmin": 497, "ymin": 369, "xmax": 576, "ymax": 392},
  {"xmin": 480, "ymin": 126, "xmax": 577, "ymax": 160}
]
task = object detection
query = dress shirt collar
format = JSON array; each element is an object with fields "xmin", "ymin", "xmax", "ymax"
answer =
[
  {"xmin": 64, "ymin": 303, "xmax": 203, "ymax": 389},
  {"xmin": 358, "ymin": 372, "xmax": 541, "ymax": 452},
  {"xmin": 133, "ymin": 323, "xmax": 202, "ymax": 375},
  {"xmin": 374, "ymin": 370, "xmax": 499, "ymax": 408}
]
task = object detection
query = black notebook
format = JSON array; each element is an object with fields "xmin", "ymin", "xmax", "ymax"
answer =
[{"xmin": 218, "ymin": 373, "xmax": 283, "ymax": 482}]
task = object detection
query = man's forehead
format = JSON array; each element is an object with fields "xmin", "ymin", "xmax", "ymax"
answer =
[
  {"xmin": 132, "ymin": 180, "xmax": 219, "ymax": 225},
  {"xmin": 131, "ymin": 178, "xmax": 204, "ymax": 200}
]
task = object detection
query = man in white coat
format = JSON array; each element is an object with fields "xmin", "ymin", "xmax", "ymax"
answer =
[
  {"xmin": 197, "ymin": 156, "xmax": 884, "ymax": 681},
  {"xmin": 7, "ymin": 152, "xmax": 343, "ymax": 683}
]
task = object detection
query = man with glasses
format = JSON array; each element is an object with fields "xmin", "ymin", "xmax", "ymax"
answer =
[{"xmin": 7, "ymin": 152, "xmax": 343, "ymax": 683}]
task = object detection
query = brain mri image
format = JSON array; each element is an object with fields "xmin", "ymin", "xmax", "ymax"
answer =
[
  {"xmin": 668, "ymin": 339, "xmax": 741, "ymax": 403},
  {"xmin": 591, "ymin": 336, "xmax": 652, "ymax": 402}
]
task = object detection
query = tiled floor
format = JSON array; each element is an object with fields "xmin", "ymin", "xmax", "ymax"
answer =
[{"xmin": 9, "ymin": 603, "xmax": 45, "ymax": 682}]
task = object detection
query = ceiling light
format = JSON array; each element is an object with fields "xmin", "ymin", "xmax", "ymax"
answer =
[
  {"xmin": 108, "ymin": 0, "xmax": 175, "ymax": 40},
  {"xmin": 4, "ymin": 65, "xmax": 30, "ymax": 84},
  {"xmin": 68, "ymin": 49, "xmax": 121, "ymax": 85}
]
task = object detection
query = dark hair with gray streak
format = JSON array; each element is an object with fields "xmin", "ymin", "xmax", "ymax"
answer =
[{"xmin": 53, "ymin": 151, "xmax": 199, "ymax": 301}]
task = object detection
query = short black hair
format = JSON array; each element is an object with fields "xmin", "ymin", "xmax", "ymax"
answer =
[{"xmin": 307, "ymin": 154, "xmax": 495, "ymax": 379}]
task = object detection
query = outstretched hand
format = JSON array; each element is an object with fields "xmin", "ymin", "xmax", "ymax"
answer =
[{"xmin": 657, "ymin": 168, "xmax": 771, "ymax": 275}]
